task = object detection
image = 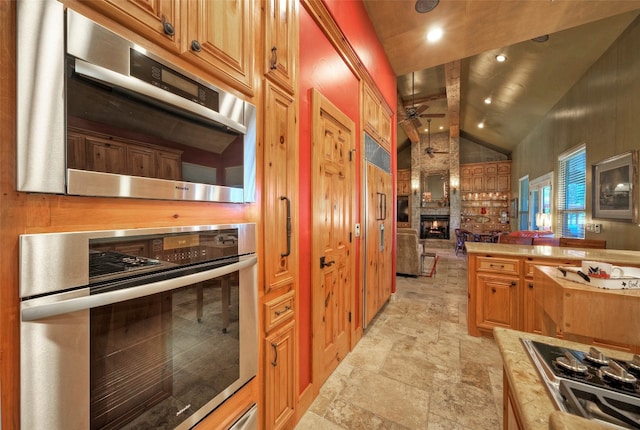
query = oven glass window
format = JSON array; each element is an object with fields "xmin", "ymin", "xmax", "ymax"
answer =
[
  {"xmin": 66, "ymin": 56, "xmax": 244, "ymax": 189},
  {"xmin": 90, "ymin": 273, "xmax": 240, "ymax": 429}
]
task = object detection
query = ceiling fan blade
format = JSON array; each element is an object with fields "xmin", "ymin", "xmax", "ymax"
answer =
[
  {"xmin": 418, "ymin": 113, "xmax": 446, "ymax": 118},
  {"xmin": 427, "ymin": 151, "xmax": 435, "ymax": 159},
  {"xmin": 414, "ymin": 104, "xmax": 428, "ymax": 115},
  {"xmin": 411, "ymin": 117, "xmax": 422, "ymax": 128}
]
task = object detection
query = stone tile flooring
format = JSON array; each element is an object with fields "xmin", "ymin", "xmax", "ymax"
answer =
[{"xmin": 295, "ymin": 245, "xmax": 504, "ymax": 429}]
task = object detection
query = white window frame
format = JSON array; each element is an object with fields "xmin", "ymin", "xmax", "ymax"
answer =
[{"xmin": 529, "ymin": 172, "xmax": 553, "ymax": 231}]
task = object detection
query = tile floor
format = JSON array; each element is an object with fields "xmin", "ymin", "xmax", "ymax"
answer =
[{"xmin": 295, "ymin": 244, "xmax": 504, "ymax": 429}]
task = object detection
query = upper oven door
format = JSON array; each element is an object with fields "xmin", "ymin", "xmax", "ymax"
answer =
[{"xmin": 17, "ymin": 5, "xmax": 256, "ymax": 203}]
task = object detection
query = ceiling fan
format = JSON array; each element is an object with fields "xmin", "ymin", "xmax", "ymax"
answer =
[
  {"xmin": 424, "ymin": 119, "xmax": 449, "ymax": 158},
  {"xmin": 398, "ymin": 72, "xmax": 445, "ymax": 128}
]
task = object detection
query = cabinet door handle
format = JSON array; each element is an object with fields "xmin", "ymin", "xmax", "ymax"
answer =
[
  {"xmin": 528, "ymin": 283, "xmax": 534, "ymax": 289},
  {"xmin": 510, "ymin": 281, "xmax": 516, "ymax": 287},
  {"xmin": 271, "ymin": 342, "xmax": 278, "ymax": 367},
  {"xmin": 280, "ymin": 196, "xmax": 291, "ymax": 257},
  {"xmin": 274, "ymin": 305, "xmax": 291, "ymax": 316},
  {"xmin": 489, "ymin": 264, "xmax": 505, "ymax": 269},
  {"xmin": 191, "ymin": 40, "xmax": 202, "ymax": 52},
  {"xmin": 491, "ymin": 287, "xmax": 496, "ymax": 293},
  {"xmin": 270, "ymin": 46, "xmax": 278, "ymax": 70},
  {"xmin": 162, "ymin": 20, "xmax": 175, "ymax": 36}
]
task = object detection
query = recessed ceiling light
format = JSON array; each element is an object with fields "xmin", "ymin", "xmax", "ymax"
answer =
[
  {"xmin": 478, "ymin": 122, "xmax": 485, "ymax": 129},
  {"xmin": 415, "ymin": 0, "xmax": 439, "ymax": 13},
  {"xmin": 495, "ymin": 54, "xmax": 507, "ymax": 63},
  {"xmin": 484, "ymin": 97, "xmax": 492, "ymax": 105},
  {"xmin": 426, "ymin": 27, "xmax": 443, "ymax": 43},
  {"xmin": 532, "ymin": 35, "xmax": 550, "ymax": 43},
  {"xmin": 439, "ymin": 126, "xmax": 443, "ymax": 130}
]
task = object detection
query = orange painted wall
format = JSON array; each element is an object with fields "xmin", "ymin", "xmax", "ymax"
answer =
[{"xmin": 297, "ymin": 0, "xmax": 396, "ymax": 394}]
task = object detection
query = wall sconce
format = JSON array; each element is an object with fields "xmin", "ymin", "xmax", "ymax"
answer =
[
  {"xmin": 411, "ymin": 179, "xmax": 420, "ymax": 195},
  {"xmin": 450, "ymin": 177, "xmax": 459, "ymax": 194}
]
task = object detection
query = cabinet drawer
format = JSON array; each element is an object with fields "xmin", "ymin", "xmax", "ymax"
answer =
[
  {"xmin": 264, "ymin": 290, "xmax": 295, "ymax": 332},
  {"xmin": 477, "ymin": 257, "xmax": 520, "ymax": 275},
  {"xmin": 524, "ymin": 259, "xmax": 577, "ymax": 278}
]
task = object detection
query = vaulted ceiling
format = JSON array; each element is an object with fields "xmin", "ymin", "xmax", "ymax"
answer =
[{"xmin": 362, "ymin": 1, "xmax": 640, "ymax": 154}]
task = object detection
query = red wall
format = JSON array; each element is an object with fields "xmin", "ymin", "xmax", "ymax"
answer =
[{"xmin": 297, "ymin": 0, "xmax": 396, "ymax": 394}]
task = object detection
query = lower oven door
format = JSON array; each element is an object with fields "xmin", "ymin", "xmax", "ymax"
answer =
[{"xmin": 21, "ymin": 256, "xmax": 257, "ymax": 430}]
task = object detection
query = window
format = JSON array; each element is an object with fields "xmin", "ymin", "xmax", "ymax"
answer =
[
  {"xmin": 518, "ymin": 176, "xmax": 529, "ymax": 230},
  {"xmin": 530, "ymin": 172, "xmax": 553, "ymax": 231},
  {"xmin": 557, "ymin": 145, "xmax": 586, "ymax": 238}
]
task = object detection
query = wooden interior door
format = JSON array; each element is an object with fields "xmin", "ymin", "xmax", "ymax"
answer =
[{"xmin": 311, "ymin": 89, "xmax": 354, "ymax": 387}]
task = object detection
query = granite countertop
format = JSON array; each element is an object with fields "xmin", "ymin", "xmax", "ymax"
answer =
[
  {"xmin": 494, "ymin": 328, "xmax": 635, "ymax": 430},
  {"xmin": 465, "ymin": 242, "xmax": 640, "ymax": 265}
]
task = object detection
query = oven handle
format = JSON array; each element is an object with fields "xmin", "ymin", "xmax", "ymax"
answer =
[{"xmin": 21, "ymin": 255, "xmax": 257, "ymax": 322}]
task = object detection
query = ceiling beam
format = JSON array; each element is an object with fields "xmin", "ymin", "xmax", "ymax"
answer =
[
  {"xmin": 397, "ymin": 96, "xmax": 420, "ymax": 144},
  {"xmin": 444, "ymin": 61, "xmax": 461, "ymax": 139},
  {"xmin": 402, "ymin": 92, "xmax": 448, "ymax": 109}
]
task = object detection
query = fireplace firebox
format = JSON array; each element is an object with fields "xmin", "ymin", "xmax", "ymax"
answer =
[{"xmin": 420, "ymin": 215, "xmax": 450, "ymax": 239}]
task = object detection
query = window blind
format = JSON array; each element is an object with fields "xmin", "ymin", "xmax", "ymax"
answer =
[{"xmin": 557, "ymin": 145, "xmax": 586, "ymax": 238}]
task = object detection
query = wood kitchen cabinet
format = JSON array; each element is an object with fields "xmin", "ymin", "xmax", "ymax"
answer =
[
  {"xmin": 460, "ymin": 161, "xmax": 511, "ymax": 233},
  {"xmin": 183, "ymin": 0, "xmax": 254, "ymax": 95},
  {"xmin": 363, "ymin": 83, "xmax": 392, "ymax": 152},
  {"xmin": 396, "ymin": 169, "xmax": 411, "ymax": 195},
  {"xmin": 79, "ymin": 0, "xmax": 255, "ymax": 95},
  {"xmin": 262, "ymin": 85, "xmax": 298, "ymax": 427},
  {"xmin": 264, "ymin": 0, "xmax": 298, "ymax": 94},
  {"xmin": 365, "ymin": 160, "xmax": 392, "ymax": 326},
  {"xmin": 262, "ymin": 27, "xmax": 298, "ymax": 429},
  {"xmin": 522, "ymin": 258, "xmax": 576, "ymax": 334},
  {"xmin": 476, "ymin": 273, "xmax": 519, "ymax": 333},
  {"xmin": 503, "ymin": 370, "xmax": 523, "ymax": 430},
  {"xmin": 264, "ymin": 318, "xmax": 296, "ymax": 430}
]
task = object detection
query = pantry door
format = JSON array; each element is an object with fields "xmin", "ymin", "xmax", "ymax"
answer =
[{"xmin": 310, "ymin": 89, "xmax": 354, "ymax": 387}]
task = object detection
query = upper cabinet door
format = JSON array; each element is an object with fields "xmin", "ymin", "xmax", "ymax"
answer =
[
  {"xmin": 85, "ymin": 0, "xmax": 183, "ymax": 53},
  {"xmin": 185, "ymin": 0, "xmax": 254, "ymax": 95},
  {"xmin": 264, "ymin": 0, "xmax": 298, "ymax": 94}
]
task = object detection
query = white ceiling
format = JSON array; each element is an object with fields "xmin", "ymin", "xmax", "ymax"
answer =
[{"xmin": 362, "ymin": 1, "xmax": 640, "ymax": 153}]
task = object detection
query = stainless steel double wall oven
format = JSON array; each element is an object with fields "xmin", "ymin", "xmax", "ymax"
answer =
[{"xmin": 20, "ymin": 224, "xmax": 258, "ymax": 429}]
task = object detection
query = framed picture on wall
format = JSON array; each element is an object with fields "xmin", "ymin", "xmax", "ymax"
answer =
[{"xmin": 593, "ymin": 151, "xmax": 638, "ymax": 222}]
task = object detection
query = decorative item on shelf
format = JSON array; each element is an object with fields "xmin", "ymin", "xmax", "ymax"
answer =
[{"xmin": 481, "ymin": 207, "xmax": 487, "ymax": 215}]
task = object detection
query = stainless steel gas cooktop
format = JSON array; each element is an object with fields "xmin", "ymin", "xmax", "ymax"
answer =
[{"xmin": 522, "ymin": 338, "xmax": 640, "ymax": 429}]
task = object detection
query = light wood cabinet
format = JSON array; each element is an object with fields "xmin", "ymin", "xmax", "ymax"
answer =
[
  {"xmin": 262, "ymin": 47, "xmax": 298, "ymax": 430},
  {"xmin": 365, "ymin": 162, "xmax": 392, "ymax": 326},
  {"xmin": 83, "ymin": 0, "xmax": 183, "ymax": 53},
  {"xmin": 503, "ymin": 370, "xmax": 523, "ymax": 430},
  {"xmin": 396, "ymin": 169, "xmax": 411, "ymax": 195},
  {"xmin": 460, "ymin": 161, "xmax": 511, "ymax": 233},
  {"xmin": 476, "ymin": 272, "xmax": 519, "ymax": 332},
  {"xmin": 263, "ymin": 82, "xmax": 298, "ymax": 296},
  {"xmin": 184, "ymin": 0, "xmax": 254, "ymax": 94},
  {"xmin": 264, "ymin": 319, "xmax": 296, "ymax": 430},
  {"xmin": 264, "ymin": 0, "xmax": 298, "ymax": 94},
  {"xmin": 81, "ymin": 0, "xmax": 254, "ymax": 95},
  {"xmin": 363, "ymin": 83, "xmax": 392, "ymax": 151}
]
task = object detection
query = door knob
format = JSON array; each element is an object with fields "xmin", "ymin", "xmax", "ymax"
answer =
[{"xmin": 320, "ymin": 256, "xmax": 335, "ymax": 269}]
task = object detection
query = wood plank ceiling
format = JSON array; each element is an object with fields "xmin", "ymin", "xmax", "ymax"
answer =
[{"xmin": 362, "ymin": 0, "xmax": 640, "ymax": 153}]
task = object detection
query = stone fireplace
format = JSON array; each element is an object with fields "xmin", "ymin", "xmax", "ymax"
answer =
[{"xmin": 420, "ymin": 214, "xmax": 450, "ymax": 240}]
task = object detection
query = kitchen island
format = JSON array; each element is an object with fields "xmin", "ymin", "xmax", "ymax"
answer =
[
  {"xmin": 494, "ymin": 327, "xmax": 636, "ymax": 430},
  {"xmin": 466, "ymin": 242, "xmax": 640, "ymax": 342}
]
